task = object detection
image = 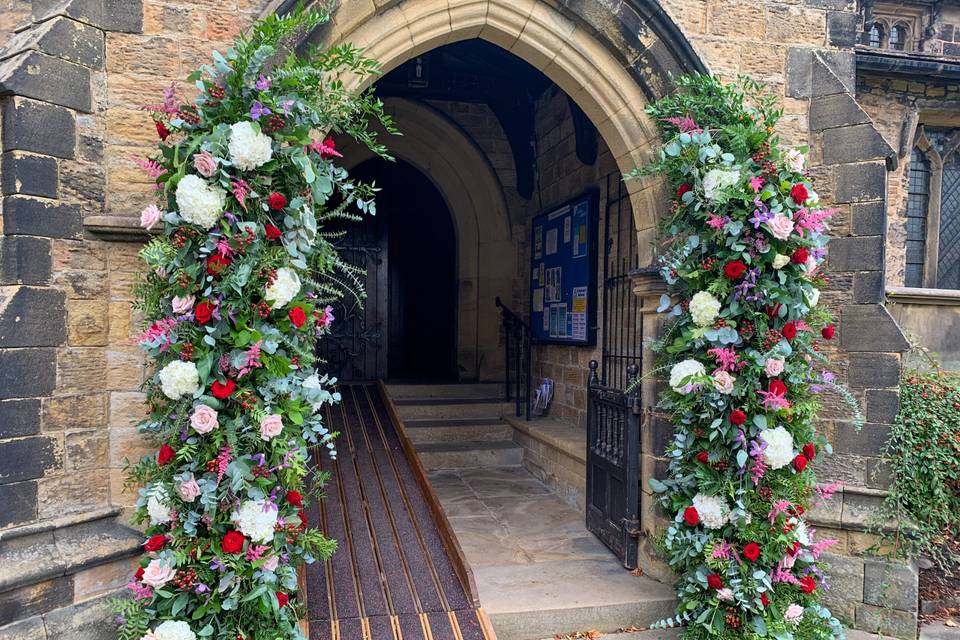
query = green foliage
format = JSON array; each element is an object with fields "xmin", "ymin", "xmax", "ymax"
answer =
[{"xmin": 874, "ymin": 362, "xmax": 960, "ymax": 573}]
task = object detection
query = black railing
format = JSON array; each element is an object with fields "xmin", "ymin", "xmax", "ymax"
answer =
[{"xmin": 495, "ymin": 297, "xmax": 533, "ymax": 420}]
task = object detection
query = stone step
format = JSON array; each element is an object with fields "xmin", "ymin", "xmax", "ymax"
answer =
[
  {"xmin": 415, "ymin": 440, "xmax": 523, "ymax": 469},
  {"xmin": 385, "ymin": 382, "xmax": 505, "ymax": 400},
  {"xmin": 395, "ymin": 401, "xmax": 511, "ymax": 421},
  {"xmin": 392, "ymin": 396, "xmax": 505, "ymax": 406},
  {"xmin": 405, "ymin": 421, "xmax": 514, "ymax": 444},
  {"xmin": 477, "ymin": 559, "xmax": 677, "ymax": 640}
]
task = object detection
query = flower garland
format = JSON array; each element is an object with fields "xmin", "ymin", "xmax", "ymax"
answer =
[
  {"xmin": 111, "ymin": 9, "xmax": 394, "ymax": 640},
  {"xmin": 637, "ymin": 76, "xmax": 847, "ymax": 639}
]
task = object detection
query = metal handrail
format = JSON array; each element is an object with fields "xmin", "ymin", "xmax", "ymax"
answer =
[{"xmin": 495, "ymin": 297, "xmax": 533, "ymax": 420}]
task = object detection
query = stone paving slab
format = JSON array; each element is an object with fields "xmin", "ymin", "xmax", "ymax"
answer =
[
  {"xmin": 919, "ymin": 620, "xmax": 959, "ymax": 639},
  {"xmin": 566, "ymin": 628, "xmax": 918, "ymax": 639}
]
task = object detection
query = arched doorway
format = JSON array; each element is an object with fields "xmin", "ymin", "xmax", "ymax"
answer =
[{"xmin": 353, "ymin": 158, "xmax": 459, "ymax": 381}]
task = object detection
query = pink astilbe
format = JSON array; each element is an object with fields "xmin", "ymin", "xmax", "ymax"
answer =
[
  {"xmin": 768, "ymin": 499, "xmax": 793, "ymax": 524},
  {"xmin": 771, "ymin": 566, "xmax": 801, "ymax": 585},
  {"xmin": 814, "ymin": 482, "xmax": 842, "ymax": 507},
  {"xmin": 126, "ymin": 580, "xmax": 153, "ymax": 600},
  {"xmin": 758, "ymin": 389, "xmax": 791, "ymax": 411},
  {"xmin": 216, "ymin": 237, "xmax": 235, "ymax": 258},
  {"xmin": 793, "ymin": 207, "xmax": 837, "ymax": 236},
  {"xmin": 215, "ymin": 446, "xmax": 232, "ymax": 484},
  {"xmin": 231, "ymin": 180, "xmax": 250, "ymax": 211},
  {"xmin": 237, "ymin": 340, "xmax": 263, "ymax": 379},
  {"xmin": 707, "ymin": 347, "xmax": 742, "ymax": 372},
  {"xmin": 749, "ymin": 176, "xmax": 765, "ymax": 192},
  {"xmin": 140, "ymin": 81, "xmax": 180, "ymax": 115},
  {"xmin": 137, "ymin": 317, "xmax": 178, "ymax": 351},
  {"xmin": 707, "ymin": 213, "xmax": 729, "ymax": 230},
  {"xmin": 661, "ymin": 115, "xmax": 701, "ymax": 133},
  {"xmin": 130, "ymin": 155, "xmax": 167, "ymax": 189},
  {"xmin": 245, "ymin": 544, "xmax": 269, "ymax": 561},
  {"xmin": 808, "ymin": 538, "xmax": 839, "ymax": 561},
  {"xmin": 307, "ymin": 138, "xmax": 343, "ymax": 159},
  {"xmin": 712, "ymin": 540, "xmax": 734, "ymax": 560}
]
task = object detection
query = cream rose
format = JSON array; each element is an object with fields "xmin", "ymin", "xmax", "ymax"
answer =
[
  {"xmin": 765, "ymin": 358, "xmax": 785, "ymax": 377},
  {"xmin": 171, "ymin": 294, "xmax": 195, "ymax": 315},
  {"xmin": 772, "ymin": 253, "xmax": 790, "ymax": 269},
  {"xmin": 712, "ymin": 370, "xmax": 736, "ymax": 394}
]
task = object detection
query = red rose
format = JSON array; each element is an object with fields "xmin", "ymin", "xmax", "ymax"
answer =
[
  {"xmin": 288, "ymin": 306, "xmax": 307, "ymax": 328},
  {"xmin": 157, "ymin": 444, "xmax": 175, "ymax": 465},
  {"xmin": 799, "ymin": 576, "xmax": 817, "ymax": 594},
  {"xmin": 723, "ymin": 260, "xmax": 747, "ymax": 280},
  {"xmin": 769, "ymin": 380, "xmax": 788, "ymax": 397},
  {"xmin": 195, "ymin": 300, "xmax": 214, "ymax": 325},
  {"xmin": 782, "ymin": 321, "xmax": 797, "ymax": 341},
  {"xmin": 221, "ymin": 530, "xmax": 245, "ymax": 555},
  {"xmin": 730, "ymin": 409, "xmax": 747, "ymax": 426},
  {"xmin": 743, "ymin": 543, "xmax": 761, "ymax": 562},
  {"xmin": 803, "ymin": 443, "xmax": 817, "ymax": 460},
  {"xmin": 265, "ymin": 224, "xmax": 282, "ymax": 241},
  {"xmin": 155, "ymin": 120, "xmax": 170, "ymax": 141},
  {"xmin": 760, "ymin": 593, "xmax": 770, "ymax": 607},
  {"xmin": 206, "ymin": 254, "xmax": 231, "ymax": 277},
  {"xmin": 683, "ymin": 506, "xmax": 700, "ymax": 526},
  {"xmin": 790, "ymin": 184, "xmax": 809, "ymax": 204},
  {"xmin": 791, "ymin": 247, "xmax": 809, "ymax": 264},
  {"xmin": 210, "ymin": 378, "xmax": 236, "ymax": 400},
  {"xmin": 821, "ymin": 324, "xmax": 835, "ymax": 340},
  {"xmin": 794, "ymin": 454, "xmax": 808, "ymax": 472},
  {"xmin": 134, "ymin": 565, "xmax": 145, "ymax": 581},
  {"xmin": 696, "ymin": 451, "xmax": 710, "ymax": 465},
  {"xmin": 144, "ymin": 534, "xmax": 167, "ymax": 552},
  {"xmin": 276, "ymin": 591, "xmax": 289, "ymax": 608},
  {"xmin": 267, "ymin": 192, "xmax": 288, "ymax": 211},
  {"xmin": 707, "ymin": 574, "xmax": 724, "ymax": 590},
  {"xmin": 677, "ymin": 183, "xmax": 693, "ymax": 199},
  {"xmin": 286, "ymin": 490, "xmax": 303, "ymax": 507},
  {"xmin": 764, "ymin": 303, "xmax": 782, "ymax": 320}
]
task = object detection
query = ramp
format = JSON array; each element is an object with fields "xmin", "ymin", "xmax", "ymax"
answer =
[{"xmin": 305, "ymin": 383, "xmax": 497, "ymax": 640}]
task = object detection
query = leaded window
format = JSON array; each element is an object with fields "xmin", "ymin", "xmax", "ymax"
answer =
[
  {"xmin": 905, "ymin": 126, "xmax": 960, "ymax": 290},
  {"xmin": 889, "ymin": 23, "xmax": 907, "ymax": 50},
  {"xmin": 869, "ymin": 22, "xmax": 884, "ymax": 48}
]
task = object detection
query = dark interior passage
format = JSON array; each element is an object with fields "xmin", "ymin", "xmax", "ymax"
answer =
[{"xmin": 351, "ymin": 158, "xmax": 458, "ymax": 381}]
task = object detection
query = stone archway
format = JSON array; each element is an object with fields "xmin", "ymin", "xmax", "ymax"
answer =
[
  {"xmin": 338, "ymin": 97, "xmax": 515, "ymax": 380},
  {"xmin": 271, "ymin": 0, "xmax": 708, "ymax": 266}
]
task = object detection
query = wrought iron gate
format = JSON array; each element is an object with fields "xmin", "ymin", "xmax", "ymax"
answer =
[
  {"xmin": 316, "ymin": 215, "xmax": 388, "ymax": 381},
  {"xmin": 585, "ymin": 360, "xmax": 641, "ymax": 569}
]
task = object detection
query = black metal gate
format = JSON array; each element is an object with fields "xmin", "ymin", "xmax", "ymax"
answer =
[
  {"xmin": 316, "ymin": 215, "xmax": 388, "ymax": 381},
  {"xmin": 585, "ymin": 360, "xmax": 641, "ymax": 569}
]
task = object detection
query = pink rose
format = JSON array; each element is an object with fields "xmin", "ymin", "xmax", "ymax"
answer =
[
  {"xmin": 140, "ymin": 205, "xmax": 162, "ymax": 230},
  {"xmin": 171, "ymin": 294, "xmax": 195, "ymax": 315},
  {"xmin": 784, "ymin": 603, "xmax": 804, "ymax": 624},
  {"xmin": 139, "ymin": 633, "xmax": 159, "ymax": 640},
  {"xmin": 190, "ymin": 404, "xmax": 219, "ymax": 434},
  {"xmin": 260, "ymin": 414, "xmax": 283, "ymax": 441},
  {"xmin": 140, "ymin": 559, "xmax": 175, "ymax": 587},
  {"xmin": 767, "ymin": 214, "xmax": 795, "ymax": 241},
  {"xmin": 193, "ymin": 150, "xmax": 218, "ymax": 177},
  {"xmin": 765, "ymin": 358, "xmax": 785, "ymax": 377},
  {"xmin": 712, "ymin": 370, "xmax": 736, "ymax": 395},
  {"xmin": 262, "ymin": 555, "xmax": 279, "ymax": 572},
  {"xmin": 178, "ymin": 475, "xmax": 201, "ymax": 502}
]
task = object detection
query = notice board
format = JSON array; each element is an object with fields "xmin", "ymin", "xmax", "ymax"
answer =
[{"xmin": 529, "ymin": 190, "xmax": 598, "ymax": 346}]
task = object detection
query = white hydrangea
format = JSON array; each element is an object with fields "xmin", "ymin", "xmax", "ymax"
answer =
[
  {"xmin": 772, "ymin": 254, "xmax": 790, "ymax": 270},
  {"xmin": 158, "ymin": 360, "xmax": 200, "ymax": 400},
  {"xmin": 690, "ymin": 291, "xmax": 721, "ymax": 327},
  {"xmin": 154, "ymin": 620, "xmax": 197, "ymax": 640},
  {"xmin": 235, "ymin": 499, "xmax": 278, "ymax": 542},
  {"xmin": 265, "ymin": 267, "xmax": 301, "ymax": 309},
  {"xmin": 784, "ymin": 148, "xmax": 805, "ymax": 173},
  {"xmin": 759, "ymin": 426, "xmax": 795, "ymax": 470},
  {"xmin": 228, "ymin": 121, "xmax": 273, "ymax": 171},
  {"xmin": 175, "ymin": 175, "xmax": 225, "ymax": 229},
  {"xmin": 147, "ymin": 484, "xmax": 172, "ymax": 525},
  {"xmin": 669, "ymin": 359, "xmax": 706, "ymax": 394},
  {"xmin": 702, "ymin": 168, "xmax": 741, "ymax": 201},
  {"xmin": 692, "ymin": 493, "xmax": 730, "ymax": 529}
]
